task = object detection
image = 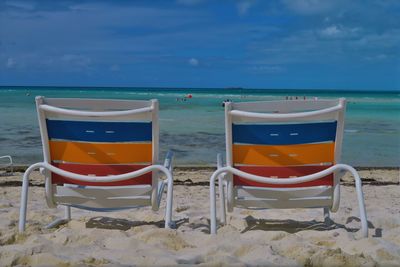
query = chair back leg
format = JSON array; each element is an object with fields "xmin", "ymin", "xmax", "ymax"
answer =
[
  {"xmin": 218, "ymin": 176, "xmax": 227, "ymax": 225},
  {"xmin": 164, "ymin": 172, "xmax": 174, "ymax": 228},
  {"xmin": 323, "ymin": 207, "xmax": 330, "ymax": 224}
]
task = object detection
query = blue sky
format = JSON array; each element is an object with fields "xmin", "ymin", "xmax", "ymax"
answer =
[{"xmin": 0, "ymin": 0, "xmax": 399, "ymax": 90}]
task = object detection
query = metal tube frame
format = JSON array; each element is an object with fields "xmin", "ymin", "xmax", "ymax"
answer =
[
  {"xmin": 210, "ymin": 164, "xmax": 368, "ymax": 237},
  {"xmin": 0, "ymin": 155, "xmax": 13, "ymax": 174},
  {"xmin": 210, "ymin": 99, "xmax": 368, "ymax": 238},
  {"xmin": 19, "ymin": 162, "xmax": 174, "ymax": 232},
  {"xmin": 19, "ymin": 97, "xmax": 174, "ymax": 232}
]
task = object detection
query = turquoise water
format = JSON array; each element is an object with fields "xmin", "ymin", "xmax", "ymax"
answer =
[{"xmin": 0, "ymin": 87, "xmax": 399, "ymax": 166}]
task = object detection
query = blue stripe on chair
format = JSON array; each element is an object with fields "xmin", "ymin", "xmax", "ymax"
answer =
[
  {"xmin": 46, "ymin": 120, "xmax": 152, "ymax": 142},
  {"xmin": 233, "ymin": 121, "xmax": 337, "ymax": 145}
]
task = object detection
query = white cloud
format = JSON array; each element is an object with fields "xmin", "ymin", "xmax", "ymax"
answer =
[
  {"xmin": 282, "ymin": 0, "xmax": 340, "ymax": 15},
  {"xmin": 365, "ymin": 54, "xmax": 388, "ymax": 61},
  {"xmin": 251, "ymin": 65, "xmax": 285, "ymax": 73},
  {"xmin": 237, "ymin": 0, "xmax": 257, "ymax": 16},
  {"xmin": 189, "ymin": 58, "xmax": 199, "ymax": 66},
  {"xmin": 69, "ymin": 3, "xmax": 100, "ymax": 12},
  {"xmin": 5, "ymin": 0, "xmax": 35, "ymax": 10},
  {"xmin": 6, "ymin": 57, "xmax": 16, "ymax": 68},
  {"xmin": 176, "ymin": 0, "xmax": 206, "ymax": 6},
  {"xmin": 319, "ymin": 25, "xmax": 360, "ymax": 39},
  {"xmin": 61, "ymin": 54, "xmax": 91, "ymax": 68},
  {"xmin": 110, "ymin": 64, "xmax": 120, "ymax": 71},
  {"xmin": 320, "ymin": 25, "xmax": 341, "ymax": 37}
]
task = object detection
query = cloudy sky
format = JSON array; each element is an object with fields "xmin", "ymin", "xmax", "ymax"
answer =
[{"xmin": 0, "ymin": 0, "xmax": 399, "ymax": 90}]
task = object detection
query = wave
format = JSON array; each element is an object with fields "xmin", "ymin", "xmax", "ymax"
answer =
[{"xmin": 345, "ymin": 129, "xmax": 359, "ymax": 133}]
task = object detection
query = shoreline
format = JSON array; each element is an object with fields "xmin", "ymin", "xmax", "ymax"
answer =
[{"xmin": 5, "ymin": 165, "xmax": 400, "ymax": 172}]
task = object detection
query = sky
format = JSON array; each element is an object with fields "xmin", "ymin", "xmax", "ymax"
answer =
[{"xmin": 0, "ymin": 0, "xmax": 399, "ymax": 90}]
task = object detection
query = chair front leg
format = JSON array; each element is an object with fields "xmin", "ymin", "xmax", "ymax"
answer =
[
  {"xmin": 339, "ymin": 164, "xmax": 368, "ymax": 238},
  {"xmin": 210, "ymin": 172, "xmax": 218, "ymax": 234},
  {"xmin": 210, "ymin": 168, "xmax": 227, "ymax": 234},
  {"xmin": 19, "ymin": 169, "xmax": 31, "ymax": 232},
  {"xmin": 216, "ymin": 153, "xmax": 227, "ymax": 225},
  {"xmin": 351, "ymin": 168, "xmax": 368, "ymax": 238}
]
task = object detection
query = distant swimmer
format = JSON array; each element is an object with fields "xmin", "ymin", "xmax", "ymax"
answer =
[{"xmin": 221, "ymin": 99, "xmax": 231, "ymax": 107}]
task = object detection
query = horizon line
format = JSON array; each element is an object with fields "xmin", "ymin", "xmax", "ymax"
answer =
[{"xmin": 0, "ymin": 85, "xmax": 399, "ymax": 93}]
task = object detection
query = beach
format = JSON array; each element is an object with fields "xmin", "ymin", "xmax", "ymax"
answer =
[
  {"xmin": 2, "ymin": 0, "xmax": 399, "ymax": 265},
  {"xmin": 1, "ymin": 167, "xmax": 399, "ymax": 266}
]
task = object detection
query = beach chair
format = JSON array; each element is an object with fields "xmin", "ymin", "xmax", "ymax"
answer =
[
  {"xmin": 19, "ymin": 97, "xmax": 174, "ymax": 232},
  {"xmin": 210, "ymin": 98, "xmax": 368, "ymax": 237},
  {"xmin": 0, "ymin": 155, "xmax": 13, "ymax": 173}
]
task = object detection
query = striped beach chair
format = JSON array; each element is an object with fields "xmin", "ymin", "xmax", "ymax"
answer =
[
  {"xmin": 210, "ymin": 98, "xmax": 368, "ymax": 237},
  {"xmin": 19, "ymin": 97, "xmax": 174, "ymax": 232}
]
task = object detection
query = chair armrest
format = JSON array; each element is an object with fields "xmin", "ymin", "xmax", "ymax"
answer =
[
  {"xmin": 0, "ymin": 155, "xmax": 12, "ymax": 166},
  {"xmin": 0, "ymin": 155, "xmax": 13, "ymax": 173},
  {"xmin": 217, "ymin": 153, "xmax": 224, "ymax": 169},
  {"xmin": 163, "ymin": 150, "xmax": 174, "ymax": 171}
]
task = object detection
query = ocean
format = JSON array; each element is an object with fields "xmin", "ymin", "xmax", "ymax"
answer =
[{"xmin": 0, "ymin": 86, "xmax": 399, "ymax": 167}]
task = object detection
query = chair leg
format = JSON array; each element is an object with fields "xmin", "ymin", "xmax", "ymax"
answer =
[
  {"xmin": 45, "ymin": 206, "xmax": 71, "ymax": 229},
  {"xmin": 218, "ymin": 175, "xmax": 226, "ymax": 225},
  {"xmin": 157, "ymin": 180, "xmax": 167, "ymax": 209},
  {"xmin": 226, "ymin": 176, "xmax": 234, "ymax": 213},
  {"xmin": 18, "ymin": 172, "xmax": 30, "ymax": 232},
  {"xmin": 45, "ymin": 218, "xmax": 69, "ymax": 229},
  {"xmin": 210, "ymin": 171, "xmax": 219, "ymax": 234},
  {"xmin": 323, "ymin": 207, "xmax": 330, "ymax": 224},
  {"xmin": 341, "ymin": 165, "xmax": 368, "ymax": 238},
  {"xmin": 164, "ymin": 179, "xmax": 174, "ymax": 229},
  {"xmin": 65, "ymin": 206, "xmax": 71, "ymax": 220},
  {"xmin": 353, "ymin": 171, "xmax": 368, "ymax": 238}
]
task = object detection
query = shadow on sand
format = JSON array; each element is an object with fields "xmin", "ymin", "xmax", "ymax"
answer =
[
  {"xmin": 240, "ymin": 215, "xmax": 380, "ymax": 236},
  {"xmin": 85, "ymin": 216, "xmax": 188, "ymax": 231}
]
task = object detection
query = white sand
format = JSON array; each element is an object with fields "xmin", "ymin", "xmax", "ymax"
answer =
[{"xmin": 0, "ymin": 168, "xmax": 399, "ymax": 266}]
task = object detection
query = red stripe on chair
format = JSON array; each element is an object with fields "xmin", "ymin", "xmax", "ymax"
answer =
[
  {"xmin": 233, "ymin": 165, "xmax": 333, "ymax": 188},
  {"xmin": 51, "ymin": 163, "xmax": 152, "ymax": 186}
]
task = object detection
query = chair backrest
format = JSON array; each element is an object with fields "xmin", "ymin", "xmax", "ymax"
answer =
[
  {"xmin": 225, "ymin": 98, "xmax": 346, "ymax": 189},
  {"xmin": 36, "ymin": 96, "xmax": 159, "ymax": 187}
]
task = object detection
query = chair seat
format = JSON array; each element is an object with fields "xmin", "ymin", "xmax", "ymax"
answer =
[
  {"xmin": 235, "ymin": 185, "xmax": 333, "ymax": 209},
  {"xmin": 54, "ymin": 184, "xmax": 152, "ymax": 209}
]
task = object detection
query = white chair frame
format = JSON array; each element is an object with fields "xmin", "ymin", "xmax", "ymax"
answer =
[
  {"xmin": 210, "ymin": 98, "xmax": 368, "ymax": 237},
  {"xmin": 0, "ymin": 155, "xmax": 13, "ymax": 173},
  {"xmin": 19, "ymin": 97, "xmax": 174, "ymax": 232}
]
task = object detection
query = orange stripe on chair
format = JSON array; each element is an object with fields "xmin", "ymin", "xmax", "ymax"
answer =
[
  {"xmin": 49, "ymin": 141, "xmax": 152, "ymax": 164},
  {"xmin": 51, "ymin": 163, "xmax": 152, "ymax": 186},
  {"xmin": 233, "ymin": 165, "xmax": 333, "ymax": 188},
  {"xmin": 233, "ymin": 143, "xmax": 334, "ymax": 166}
]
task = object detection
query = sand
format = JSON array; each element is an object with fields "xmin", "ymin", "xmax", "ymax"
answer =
[{"xmin": 0, "ymin": 167, "xmax": 399, "ymax": 266}]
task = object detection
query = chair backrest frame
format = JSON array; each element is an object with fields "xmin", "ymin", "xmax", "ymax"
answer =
[
  {"xmin": 36, "ymin": 97, "xmax": 159, "ymax": 168},
  {"xmin": 35, "ymin": 96, "xmax": 160, "ymax": 209},
  {"xmin": 224, "ymin": 98, "xmax": 347, "ymax": 210}
]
